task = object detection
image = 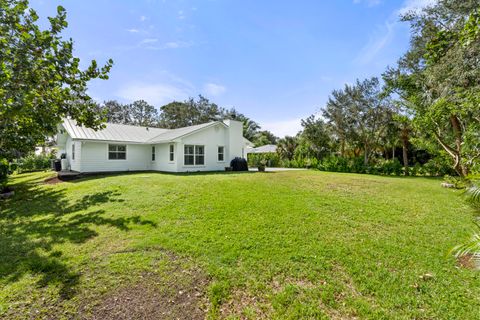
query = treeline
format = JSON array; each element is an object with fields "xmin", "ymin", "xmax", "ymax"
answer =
[
  {"xmin": 97, "ymin": 95, "xmax": 278, "ymax": 147},
  {"xmin": 266, "ymin": 0, "xmax": 480, "ymax": 177}
]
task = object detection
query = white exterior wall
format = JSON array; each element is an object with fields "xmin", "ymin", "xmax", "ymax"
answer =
[
  {"xmin": 178, "ymin": 124, "xmax": 227, "ymax": 172},
  {"xmin": 78, "ymin": 141, "xmax": 150, "ymax": 173},
  {"xmin": 223, "ymin": 120, "xmax": 244, "ymax": 159},
  {"xmin": 65, "ymin": 136, "xmax": 82, "ymax": 171},
  {"xmin": 151, "ymin": 143, "xmax": 177, "ymax": 172}
]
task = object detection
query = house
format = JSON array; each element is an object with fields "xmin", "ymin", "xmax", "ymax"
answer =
[{"xmin": 56, "ymin": 118, "xmax": 249, "ymax": 173}]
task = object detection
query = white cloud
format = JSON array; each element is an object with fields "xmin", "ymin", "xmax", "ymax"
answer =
[
  {"xmin": 355, "ymin": 20, "xmax": 396, "ymax": 65},
  {"xmin": 126, "ymin": 28, "xmax": 139, "ymax": 33},
  {"xmin": 163, "ymin": 41, "xmax": 193, "ymax": 49},
  {"xmin": 355, "ymin": 0, "xmax": 435, "ymax": 65},
  {"xmin": 178, "ymin": 10, "xmax": 185, "ymax": 20},
  {"xmin": 140, "ymin": 38, "xmax": 158, "ymax": 44},
  {"xmin": 203, "ymin": 83, "xmax": 226, "ymax": 96},
  {"xmin": 117, "ymin": 83, "xmax": 190, "ymax": 106},
  {"xmin": 140, "ymin": 15, "xmax": 147, "ymax": 21},
  {"xmin": 398, "ymin": 0, "xmax": 436, "ymax": 15},
  {"xmin": 260, "ymin": 118, "xmax": 304, "ymax": 138},
  {"xmin": 353, "ymin": 0, "xmax": 382, "ymax": 7}
]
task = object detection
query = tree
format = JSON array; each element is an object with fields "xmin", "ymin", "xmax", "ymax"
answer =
[
  {"xmin": 384, "ymin": 1, "xmax": 480, "ymax": 176},
  {"xmin": 159, "ymin": 95, "xmax": 222, "ymax": 129},
  {"xmin": 0, "ymin": 0, "xmax": 113, "ymax": 160},
  {"xmin": 300, "ymin": 115, "xmax": 334, "ymax": 159},
  {"xmin": 100, "ymin": 100, "xmax": 130, "ymax": 124},
  {"xmin": 276, "ymin": 136, "xmax": 299, "ymax": 160},
  {"xmin": 323, "ymin": 77, "xmax": 393, "ymax": 165},
  {"xmin": 158, "ymin": 101, "xmax": 196, "ymax": 128},
  {"xmin": 129, "ymin": 100, "xmax": 158, "ymax": 127},
  {"xmin": 252, "ymin": 130, "xmax": 278, "ymax": 147}
]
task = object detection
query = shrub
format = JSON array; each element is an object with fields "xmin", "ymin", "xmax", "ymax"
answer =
[
  {"xmin": 17, "ymin": 154, "xmax": 54, "ymax": 173},
  {"xmin": 0, "ymin": 158, "xmax": 8, "ymax": 191},
  {"xmin": 247, "ymin": 153, "xmax": 281, "ymax": 167},
  {"xmin": 318, "ymin": 156, "xmax": 350, "ymax": 173},
  {"xmin": 375, "ymin": 159, "xmax": 403, "ymax": 176}
]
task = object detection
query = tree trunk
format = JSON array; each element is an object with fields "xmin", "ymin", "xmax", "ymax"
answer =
[
  {"xmin": 392, "ymin": 147, "xmax": 395, "ymax": 160},
  {"xmin": 401, "ymin": 129, "xmax": 409, "ymax": 176},
  {"xmin": 364, "ymin": 143, "xmax": 369, "ymax": 166},
  {"xmin": 450, "ymin": 115, "xmax": 467, "ymax": 177},
  {"xmin": 433, "ymin": 114, "xmax": 468, "ymax": 177}
]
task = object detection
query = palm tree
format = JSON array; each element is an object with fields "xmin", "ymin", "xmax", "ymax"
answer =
[{"xmin": 277, "ymin": 136, "xmax": 298, "ymax": 160}]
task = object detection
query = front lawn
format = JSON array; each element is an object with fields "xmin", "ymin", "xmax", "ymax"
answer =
[{"xmin": 0, "ymin": 171, "xmax": 479, "ymax": 319}]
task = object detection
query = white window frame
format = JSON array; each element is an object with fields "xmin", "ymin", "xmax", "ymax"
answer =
[
  {"xmin": 152, "ymin": 146, "xmax": 156, "ymax": 161},
  {"xmin": 71, "ymin": 142, "xmax": 75, "ymax": 161},
  {"xmin": 108, "ymin": 144, "xmax": 127, "ymax": 160},
  {"xmin": 217, "ymin": 145, "xmax": 225, "ymax": 162},
  {"xmin": 169, "ymin": 144, "xmax": 175, "ymax": 162},
  {"xmin": 184, "ymin": 144, "xmax": 205, "ymax": 166}
]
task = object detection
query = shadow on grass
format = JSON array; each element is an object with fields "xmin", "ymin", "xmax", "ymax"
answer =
[
  {"xmin": 0, "ymin": 177, "xmax": 156, "ymax": 299},
  {"xmin": 66, "ymin": 170, "xmax": 256, "ymax": 183}
]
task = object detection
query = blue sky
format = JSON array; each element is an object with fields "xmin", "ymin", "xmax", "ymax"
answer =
[{"xmin": 31, "ymin": 0, "xmax": 434, "ymax": 136}]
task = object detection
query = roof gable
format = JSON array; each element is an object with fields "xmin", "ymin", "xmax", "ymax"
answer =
[
  {"xmin": 61, "ymin": 118, "xmax": 227, "ymax": 144},
  {"xmin": 148, "ymin": 122, "xmax": 226, "ymax": 143}
]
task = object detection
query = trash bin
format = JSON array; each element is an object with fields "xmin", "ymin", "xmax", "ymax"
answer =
[{"xmin": 53, "ymin": 159, "xmax": 61, "ymax": 172}]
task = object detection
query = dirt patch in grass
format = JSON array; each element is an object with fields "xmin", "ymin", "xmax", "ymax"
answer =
[
  {"xmin": 88, "ymin": 276, "xmax": 205, "ymax": 319},
  {"xmin": 457, "ymin": 254, "xmax": 479, "ymax": 270},
  {"xmin": 44, "ymin": 176, "xmax": 63, "ymax": 184},
  {"xmin": 85, "ymin": 270, "xmax": 207, "ymax": 320},
  {"xmin": 80, "ymin": 249, "xmax": 209, "ymax": 320}
]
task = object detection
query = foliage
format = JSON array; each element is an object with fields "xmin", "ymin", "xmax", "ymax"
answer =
[
  {"xmin": 453, "ymin": 182, "xmax": 480, "ymax": 262},
  {"xmin": 252, "ymin": 130, "xmax": 278, "ymax": 147},
  {"xmin": 247, "ymin": 152, "xmax": 281, "ymax": 167},
  {"xmin": 322, "ymin": 77, "xmax": 393, "ymax": 164},
  {"xmin": 16, "ymin": 153, "xmax": 55, "ymax": 173},
  {"xmin": 0, "ymin": 0, "xmax": 113, "ymax": 160},
  {"xmin": 276, "ymin": 136, "xmax": 299, "ymax": 160},
  {"xmin": 443, "ymin": 175, "xmax": 470, "ymax": 189},
  {"xmin": 0, "ymin": 158, "xmax": 8, "ymax": 190},
  {"xmin": 299, "ymin": 115, "xmax": 335, "ymax": 159},
  {"xmin": 384, "ymin": 1, "xmax": 480, "ymax": 177}
]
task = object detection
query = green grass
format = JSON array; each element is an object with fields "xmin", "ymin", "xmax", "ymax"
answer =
[{"xmin": 1, "ymin": 170, "xmax": 479, "ymax": 319}]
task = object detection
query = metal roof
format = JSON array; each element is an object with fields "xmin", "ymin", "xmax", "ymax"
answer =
[
  {"xmin": 148, "ymin": 122, "xmax": 224, "ymax": 143},
  {"xmin": 245, "ymin": 144, "xmax": 277, "ymax": 154},
  {"xmin": 61, "ymin": 118, "xmax": 226, "ymax": 144}
]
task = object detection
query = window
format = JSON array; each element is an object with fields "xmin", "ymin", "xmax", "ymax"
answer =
[
  {"xmin": 152, "ymin": 146, "xmax": 156, "ymax": 161},
  {"xmin": 108, "ymin": 144, "xmax": 126, "ymax": 160},
  {"xmin": 169, "ymin": 144, "xmax": 174, "ymax": 162},
  {"xmin": 184, "ymin": 145, "xmax": 204, "ymax": 165},
  {"xmin": 217, "ymin": 146, "xmax": 224, "ymax": 162},
  {"xmin": 72, "ymin": 143, "xmax": 75, "ymax": 160}
]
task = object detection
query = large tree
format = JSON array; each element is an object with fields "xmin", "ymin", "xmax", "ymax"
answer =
[
  {"xmin": 384, "ymin": 0, "xmax": 480, "ymax": 176},
  {"xmin": 159, "ymin": 95, "xmax": 221, "ymax": 129},
  {"xmin": 0, "ymin": 0, "xmax": 113, "ymax": 159},
  {"xmin": 299, "ymin": 115, "xmax": 334, "ymax": 159},
  {"xmin": 323, "ymin": 77, "xmax": 393, "ymax": 165},
  {"xmin": 100, "ymin": 100, "xmax": 130, "ymax": 124},
  {"xmin": 129, "ymin": 100, "xmax": 158, "ymax": 127},
  {"xmin": 252, "ymin": 130, "xmax": 278, "ymax": 147}
]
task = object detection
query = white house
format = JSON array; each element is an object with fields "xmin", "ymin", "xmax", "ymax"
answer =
[{"xmin": 56, "ymin": 118, "xmax": 249, "ymax": 173}]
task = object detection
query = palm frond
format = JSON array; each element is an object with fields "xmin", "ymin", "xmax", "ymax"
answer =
[
  {"xmin": 452, "ymin": 232, "xmax": 480, "ymax": 258},
  {"xmin": 465, "ymin": 184, "xmax": 480, "ymax": 203}
]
